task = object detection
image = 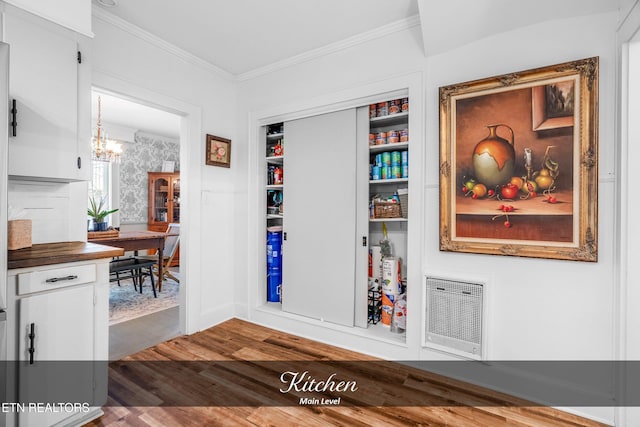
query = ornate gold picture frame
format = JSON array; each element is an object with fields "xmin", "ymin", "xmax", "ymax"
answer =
[{"xmin": 439, "ymin": 57, "xmax": 598, "ymax": 261}]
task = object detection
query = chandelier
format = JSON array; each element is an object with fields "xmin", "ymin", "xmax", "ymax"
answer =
[{"xmin": 92, "ymin": 95, "xmax": 122, "ymax": 162}]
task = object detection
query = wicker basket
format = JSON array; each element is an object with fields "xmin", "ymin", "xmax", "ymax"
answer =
[
  {"xmin": 374, "ymin": 201, "xmax": 401, "ymax": 219},
  {"xmin": 398, "ymin": 188, "xmax": 408, "ymax": 218}
]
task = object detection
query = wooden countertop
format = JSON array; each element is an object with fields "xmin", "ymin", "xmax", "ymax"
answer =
[{"xmin": 8, "ymin": 241, "xmax": 125, "ymax": 269}]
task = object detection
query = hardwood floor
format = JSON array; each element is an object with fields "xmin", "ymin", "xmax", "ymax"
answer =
[
  {"xmin": 85, "ymin": 318, "xmax": 610, "ymax": 427},
  {"xmin": 109, "ymin": 306, "xmax": 180, "ymax": 360}
]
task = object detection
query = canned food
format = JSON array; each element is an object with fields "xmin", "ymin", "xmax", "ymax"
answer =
[
  {"xmin": 391, "ymin": 151, "xmax": 401, "ymax": 166},
  {"xmin": 400, "ymin": 129, "xmax": 409, "ymax": 142},
  {"xmin": 381, "ymin": 152, "xmax": 391, "ymax": 166},
  {"xmin": 401, "ymin": 164, "xmax": 409, "ymax": 178},
  {"xmin": 369, "ymin": 133, "xmax": 375, "ymax": 146},
  {"xmin": 387, "ymin": 130, "xmax": 399, "ymax": 144},
  {"xmin": 401, "ymin": 150, "xmax": 408, "ymax": 165},
  {"xmin": 377, "ymin": 101, "xmax": 388, "ymax": 117},
  {"xmin": 369, "ymin": 104, "xmax": 377, "ymax": 119},
  {"xmin": 375, "ymin": 154, "xmax": 382, "ymax": 167},
  {"xmin": 391, "ymin": 165, "xmax": 401, "ymax": 179},
  {"xmin": 401, "ymin": 98, "xmax": 409, "ymax": 112},
  {"xmin": 372, "ymin": 166, "xmax": 381, "ymax": 180},
  {"xmin": 381, "ymin": 166, "xmax": 390, "ymax": 180},
  {"xmin": 375, "ymin": 131, "xmax": 387, "ymax": 145},
  {"xmin": 389, "ymin": 99, "xmax": 401, "ymax": 114}
]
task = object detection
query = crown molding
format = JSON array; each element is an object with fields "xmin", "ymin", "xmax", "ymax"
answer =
[
  {"xmin": 92, "ymin": 7, "xmax": 235, "ymax": 81},
  {"xmin": 237, "ymin": 14, "xmax": 421, "ymax": 82},
  {"xmin": 92, "ymin": 8, "xmax": 420, "ymax": 83}
]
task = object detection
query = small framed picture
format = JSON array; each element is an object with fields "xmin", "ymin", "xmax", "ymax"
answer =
[
  {"xmin": 206, "ymin": 134, "xmax": 231, "ymax": 168},
  {"xmin": 162, "ymin": 160, "xmax": 175, "ymax": 172}
]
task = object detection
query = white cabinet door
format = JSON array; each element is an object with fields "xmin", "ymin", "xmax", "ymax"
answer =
[
  {"xmin": 282, "ymin": 109, "xmax": 357, "ymax": 326},
  {"xmin": 4, "ymin": 10, "xmax": 81, "ymax": 181},
  {"xmin": 17, "ymin": 285, "xmax": 94, "ymax": 426}
]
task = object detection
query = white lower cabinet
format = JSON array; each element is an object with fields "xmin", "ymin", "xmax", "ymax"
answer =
[{"xmin": 7, "ymin": 260, "xmax": 110, "ymax": 427}]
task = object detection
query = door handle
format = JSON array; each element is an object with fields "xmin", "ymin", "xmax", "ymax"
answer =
[
  {"xmin": 28, "ymin": 323, "xmax": 35, "ymax": 365},
  {"xmin": 10, "ymin": 99, "xmax": 17, "ymax": 136}
]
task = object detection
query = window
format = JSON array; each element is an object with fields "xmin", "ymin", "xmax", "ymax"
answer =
[{"xmin": 89, "ymin": 160, "xmax": 116, "ymax": 224}]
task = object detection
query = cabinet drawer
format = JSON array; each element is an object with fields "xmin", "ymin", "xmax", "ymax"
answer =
[{"xmin": 17, "ymin": 264, "xmax": 96, "ymax": 295}]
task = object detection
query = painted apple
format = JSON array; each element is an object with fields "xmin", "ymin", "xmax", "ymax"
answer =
[{"xmin": 500, "ymin": 183, "xmax": 519, "ymax": 199}]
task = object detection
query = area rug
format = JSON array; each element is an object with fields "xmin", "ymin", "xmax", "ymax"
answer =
[{"xmin": 109, "ymin": 274, "xmax": 179, "ymax": 325}]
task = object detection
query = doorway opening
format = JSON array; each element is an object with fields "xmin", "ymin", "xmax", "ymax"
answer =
[{"xmin": 89, "ymin": 88, "xmax": 183, "ymax": 360}]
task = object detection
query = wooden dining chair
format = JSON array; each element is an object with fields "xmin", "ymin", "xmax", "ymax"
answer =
[{"xmin": 137, "ymin": 223, "xmax": 180, "ymax": 291}]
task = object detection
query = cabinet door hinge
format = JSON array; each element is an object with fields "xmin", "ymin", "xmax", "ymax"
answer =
[
  {"xmin": 283, "ymin": 232, "xmax": 287, "ymax": 241},
  {"xmin": 362, "ymin": 236, "xmax": 367, "ymax": 247},
  {"xmin": 77, "ymin": 156, "xmax": 82, "ymax": 169},
  {"xmin": 77, "ymin": 51, "xmax": 82, "ymax": 64}
]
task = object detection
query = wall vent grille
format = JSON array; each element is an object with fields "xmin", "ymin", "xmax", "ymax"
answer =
[{"xmin": 425, "ymin": 276, "xmax": 484, "ymax": 359}]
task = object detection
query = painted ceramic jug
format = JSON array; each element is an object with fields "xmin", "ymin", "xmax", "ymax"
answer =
[{"xmin": 472, "ymin": 124, "xmax": 516, "ymax": 188}]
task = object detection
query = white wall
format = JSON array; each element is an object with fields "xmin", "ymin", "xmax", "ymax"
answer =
[
  {"xmin": 2, "ymin": 0, "xmax": 91, "ymax": 36},
  {"xmin": 237, "ymin": 10, "xmax": 620, "ymax": 425},
  {"xmin": 619, "ymin": 1, "xmax": 640, "ymax": 423},
  {"xmin": 91, "ymin": 14, "xmax": 238, "ymax": 332}
]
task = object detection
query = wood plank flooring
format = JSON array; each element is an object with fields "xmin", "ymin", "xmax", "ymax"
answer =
[{"xmin": 85, "ymin": 318, "xmax": 610, "ymax": 427}]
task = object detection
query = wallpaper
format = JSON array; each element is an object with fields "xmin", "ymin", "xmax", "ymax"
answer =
[{"xmin": 119, "ymin": 132, "xmax": 180, "ymax": 224}]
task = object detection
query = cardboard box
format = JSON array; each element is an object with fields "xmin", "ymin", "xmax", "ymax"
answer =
[{"xmin": 8, "ymin": 219, "xmax": 32, "ymax": 250}]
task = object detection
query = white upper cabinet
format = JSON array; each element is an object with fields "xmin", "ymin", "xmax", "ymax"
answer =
[{"xmin": 3, "ymin": 8, "xmax": 90, "ymax": 181}]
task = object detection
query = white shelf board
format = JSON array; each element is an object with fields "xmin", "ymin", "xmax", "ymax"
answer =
[
  {"xmin": 369, "ymin": 178, "xmax": 408, "ymax": 184},
  {"xmin": 267, "ymin": 132, "xmax": 284, "ymax": 140},
  {"xmin": 267, "ymin": 214, "xmax": 283, "ymax": 219},
  {"xmin": 266, "ymin": 184, "xmax": 284, "ymax": 189},
  {"xmin": 365, "ymin": 321, "xmax": 406, "ymax": 343},
  {"xmin": 266, "ymin": 155, "xmax": 284, "ymax": 164},
  {"xmin": 369, "ymin": 111, "xmax": 409, "ymax": 127},
  {"xmin": 369, "ymin": 142, "xmax": 409, "ymax": 153},
  {"xmin": 369, "ymin": 217, "xmax": 407, "ymax": 223}
]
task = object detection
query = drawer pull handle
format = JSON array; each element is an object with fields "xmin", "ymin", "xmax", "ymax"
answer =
[
  {"xmin": 45, "ymin": 275, "xmax": 78, "ymax": 283},
  {"xmin": 28, "ymin": 323, "xmax": 35, "ymax": 365}
]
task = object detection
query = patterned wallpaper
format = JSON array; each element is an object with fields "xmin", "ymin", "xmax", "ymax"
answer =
[{"xmin": 119, "ymin": 132, "xmax": 180, "ymax": 224}]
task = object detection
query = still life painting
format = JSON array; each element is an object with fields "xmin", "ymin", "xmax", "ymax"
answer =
[{"xmin": 439, "ymin": 57, "xmax": 599, "ymax": 261}]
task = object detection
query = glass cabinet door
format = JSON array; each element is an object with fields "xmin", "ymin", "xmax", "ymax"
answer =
[
  {"xmin": 172, "ymin": 179, "xmax": 180, "ymax": 222},
  {"xmin": 153, "ymin": 177, "xmax": 170, "ymax": 223}
]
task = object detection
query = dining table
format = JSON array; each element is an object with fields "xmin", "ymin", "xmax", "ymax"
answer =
[{"xmin": 87, "ymin": 230, "xmax": 169, "ymax": 291}]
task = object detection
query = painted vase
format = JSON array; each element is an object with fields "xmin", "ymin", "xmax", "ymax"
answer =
[{"xmin": 472, "ymin": 124, "xmax": 516, "ymax": 188}]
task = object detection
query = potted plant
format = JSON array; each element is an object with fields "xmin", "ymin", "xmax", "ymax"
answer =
[{"xmin": 88, "ymin": 195, "xmax": 118, "ymax": 231}]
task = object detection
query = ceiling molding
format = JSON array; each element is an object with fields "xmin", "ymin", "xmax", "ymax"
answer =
[
  {"xmin": 92, "ymin": 7, "xmax": 235, "ymax": 81},
  {"xmin": 92, "ymin": 8, "xmax": 421, "ymax": 82},
  {"xmin": 237, "ymin": 14, "xmax": 422, "ymax": 82}
]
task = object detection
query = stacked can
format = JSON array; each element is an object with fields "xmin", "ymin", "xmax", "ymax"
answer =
[
  {"xmin": 390, "ymin": 151, "xmax": 402, "ymax": 179},
  {"xmin": 377, "ymin": 101, "xmax": 388, "ymax": 117},
  {"xmin": 401, "ymin": 150, "xmax": 409, "ymax": 178},
  {"xmin": 401, "ymin": 98, "xmax": 409, "ymax": 112}
]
